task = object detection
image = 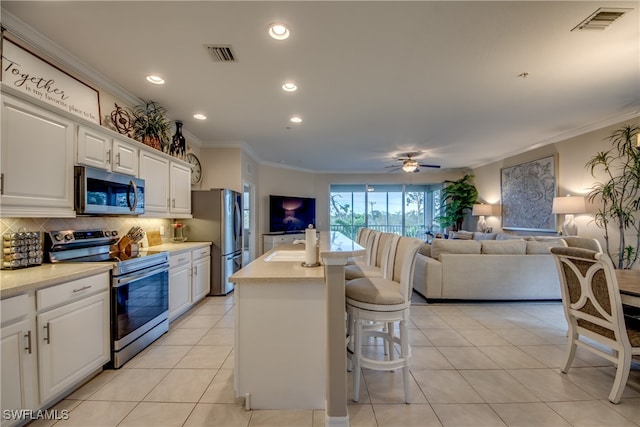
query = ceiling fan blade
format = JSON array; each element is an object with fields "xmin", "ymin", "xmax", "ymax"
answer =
[
  {"xmin": 418, "ymin": 163, "xmax": 441, "ymax": 168},
  {"xmin": 386, "ymin": 166, "xmax": 403, "ymax": 172}
]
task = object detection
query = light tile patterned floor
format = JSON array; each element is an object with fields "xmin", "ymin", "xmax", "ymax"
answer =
[{"xmin": 31, "ymin": 295, "xmax": 640, "ymax": 427}]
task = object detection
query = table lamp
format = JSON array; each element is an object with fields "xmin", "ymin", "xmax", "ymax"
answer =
[
  {"xmin": 472, "ymin": 203, "xmax": 493, "ymax": 232},
  {"xmin": 552, "ymin": 195, "xmax": 586, "ymax": 236}
]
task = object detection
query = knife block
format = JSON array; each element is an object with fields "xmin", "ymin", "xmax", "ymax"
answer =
[{"xmin": 117, "ymin": 236, "xmax": 139, "ymax": 255}]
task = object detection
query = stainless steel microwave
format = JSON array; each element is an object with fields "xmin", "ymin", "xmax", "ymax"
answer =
[{"xmin": 75, "ymin": 166, "xmax": 145, "ymax": 215}]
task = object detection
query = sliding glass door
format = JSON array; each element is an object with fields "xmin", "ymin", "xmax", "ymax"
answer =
[{"xmin": 329, "ymin": 184, "xmax": 442, "ymax": 240}]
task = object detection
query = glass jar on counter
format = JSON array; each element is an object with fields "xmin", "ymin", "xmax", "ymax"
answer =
[{"xmin": 172, "ymin": 222, "xmax": 187, "ymax": 242}]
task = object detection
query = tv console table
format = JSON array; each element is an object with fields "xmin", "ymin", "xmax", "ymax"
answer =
[{"xmin": 263, "ymin": 232, "xmax": 317, "ymax": 253}]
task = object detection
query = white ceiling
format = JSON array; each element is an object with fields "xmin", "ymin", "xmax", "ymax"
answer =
[{"xmin": 2, "ymin": 1, "xmax": 639, "ymax": 173}]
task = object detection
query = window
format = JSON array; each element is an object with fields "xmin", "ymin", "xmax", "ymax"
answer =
[{"xmin": 330, "ymin": 184, "xmax": 442, "ymax": 240}]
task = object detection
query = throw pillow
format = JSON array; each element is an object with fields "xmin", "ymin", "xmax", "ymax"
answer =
[
  {"xmin": 418, "ymin": 243, "xmax": 432, "ymax": 258},
  {"xmin": 431, "ymin": 239, "xmax": 481, "ymax": 260},
  {"xmin": 481, "ymin": 240, "xmax": 526, "ymax": 254},
  {"xmin": 450, "ymin": 230, "xmax": 474, "ymax": 240},
  {"xmin": 473, "ymin": 232, "xmax": 497, "ymax": 240},
  {"xmin": 496, "ymin": 233, "xmax": 525, "ymax": 240}
]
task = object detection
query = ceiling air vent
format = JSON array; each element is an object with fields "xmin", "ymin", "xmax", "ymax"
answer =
[
  {"xmin": 206, "ymin": 45, "xmax": 237, "ymax": 62},
  {"xmin": 572, "ymin": 8, "xmax": 631, "ymax": 31}
]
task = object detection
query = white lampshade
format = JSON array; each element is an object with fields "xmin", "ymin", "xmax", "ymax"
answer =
[
  {"xmin": 551, "ymin": 195, "xmax": 586, "ymax": 214},
  {"xmin": 472, "ymin": 204, "xmax": 493, "ymax": 216},
  {"xmin": 552, "ymin": 195, "xmax": 586, "ymax": 236}
]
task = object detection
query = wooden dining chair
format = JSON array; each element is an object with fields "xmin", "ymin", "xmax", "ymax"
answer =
[{"xmin": 550, "ymin": 246, "xmax": 640, "ymax": 403}]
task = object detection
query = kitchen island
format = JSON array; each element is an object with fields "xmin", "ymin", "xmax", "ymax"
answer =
[{"xmin": 230, "ymin": 231, "xmax": 364, "ymax": 427}]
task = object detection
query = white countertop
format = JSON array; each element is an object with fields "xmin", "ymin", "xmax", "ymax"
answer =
[
  {"xmin": 0, "ymin": 241, "xmax": 212, "ymax": 299},
  {"xmin": 230, "ymin": 231, "xmax": 364, "ymax": 284},
  {"xmin": 142, "ymin": 241, "xmax": 211, "ymax": 255}
]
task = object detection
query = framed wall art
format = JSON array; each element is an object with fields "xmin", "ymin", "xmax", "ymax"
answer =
[
  {"xmin": 1, "ymin": 35, "xmax": 101, "ymax": 124},
  {"xmin": 501, "ymin": 155, "xmax": 557, "ymax": 232}
]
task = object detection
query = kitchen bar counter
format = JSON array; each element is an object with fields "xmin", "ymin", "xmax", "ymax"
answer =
[
  {"xmin": 230, "ymin": 231, "xmax": 363, "ymax": 427},
  {"xmin": 0, "ymin": 241, "xmax": 211, "ymax": 299}
]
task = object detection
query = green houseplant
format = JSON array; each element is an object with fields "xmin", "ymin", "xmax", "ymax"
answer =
[
  {"xmin": 586, "ymin": 124, "xmax": 640, "ymax": 269},
  {"xmin": 131, "ymin": 101, "xmax": 171, "ymax": 152},
  {"xmin": 437, "ymin": 174, "xmax": 479, "ymax": 232}
]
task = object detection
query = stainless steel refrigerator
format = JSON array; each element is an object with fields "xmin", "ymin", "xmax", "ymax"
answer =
[{"xmin": 189, "ymin": 189, "xmax": 243, "ymax": 295}]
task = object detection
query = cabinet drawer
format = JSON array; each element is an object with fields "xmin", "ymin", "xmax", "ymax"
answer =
[
  {"xmin": 1, "ymin": 293, "xmax": 30, "ymax": 325},
  {"xmin": 169, "ymin": 252, "xmax": 191, "ymax": 268},
  {"xmin": 37, "ymin": 272, "xmax": 109, "ymax": 311},
  {"xmin": 192, "ymin": 246, "xmax": 211, "ymax": 260}
]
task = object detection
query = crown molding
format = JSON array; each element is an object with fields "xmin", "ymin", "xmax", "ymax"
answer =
[
  {"xmin": 469, "ymin": 109, "xmax": 640, "ymax": 169},
  {"xmin": 2, "ymin": 11, "xmax": 141, "ymax": 107}
]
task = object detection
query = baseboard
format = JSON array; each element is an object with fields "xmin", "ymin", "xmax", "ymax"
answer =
[{"xmin": 325, "ymin": 415, "xmax": 349, "ymax": 427}]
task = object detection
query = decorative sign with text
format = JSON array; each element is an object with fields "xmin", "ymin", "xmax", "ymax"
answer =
[{"xmin": 2, "ymin": 38, "xmax": 100, "ymax": 124}]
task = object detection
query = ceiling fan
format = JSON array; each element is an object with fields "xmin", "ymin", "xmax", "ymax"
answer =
[{"xmin": 386, "ymin": 153, "xmax": 441, "ymax": 173}]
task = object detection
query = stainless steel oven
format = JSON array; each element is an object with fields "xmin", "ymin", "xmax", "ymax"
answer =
[
  {"xmin": 111, "ymin": 256, "xmax": 169, "ymax": 368},
  {"xmin": 45, "ymin": 229, "xmax": 169, "ymax": 368}
]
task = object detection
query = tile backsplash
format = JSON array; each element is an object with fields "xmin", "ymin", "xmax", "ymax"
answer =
[{"xmin": 1, "ymin": 217, "xmax": 173, "ymax": 246}]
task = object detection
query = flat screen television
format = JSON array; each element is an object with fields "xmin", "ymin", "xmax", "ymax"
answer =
[{"xmin": 269, "ymin": 195, "xmax": 316, "ymax": 233}]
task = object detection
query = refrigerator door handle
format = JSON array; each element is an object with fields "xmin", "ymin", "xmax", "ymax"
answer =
[{"xmin": 234, "ymin": 198, "xmax": 242, "ymax": 250}]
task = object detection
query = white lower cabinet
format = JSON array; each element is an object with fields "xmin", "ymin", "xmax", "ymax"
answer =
[
  {"xmin": 36, "ymin": 273, "xmax": 110, "ymax": 405},
  {"xmin": 192, "ymin": 247, "xmax": 211, "ymax": 303},
  {"xmin": 0, "ymin": 272, "xmax": 109, "ymax": 426},
  {"xmin": 169, "ymin": 252, "xmax": 192, "ymax": 322},
  {"xmin": 1, "ymin": 294, "xmax": 37, "ymax": 427},
  {"xmin": 168, "ymin": 245, "xmax": 212, "ymax": 322}
]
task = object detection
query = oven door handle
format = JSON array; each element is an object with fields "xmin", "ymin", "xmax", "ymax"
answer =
[{"xmin": 113, "ymin": 264, "xmax": 169, "ymax": 288}]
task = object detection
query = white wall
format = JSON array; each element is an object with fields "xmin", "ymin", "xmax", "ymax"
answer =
[{"xmin": 198, "ymin": 147, "xmax": 243, "ymax": 193}]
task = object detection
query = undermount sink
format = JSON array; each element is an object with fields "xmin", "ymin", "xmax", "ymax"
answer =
[{"xmin": 264, "ymin": 250, "xmax": 306, "ymax": 262}]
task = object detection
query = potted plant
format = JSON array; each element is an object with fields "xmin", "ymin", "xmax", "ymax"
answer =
[
  {"xmin": 586, "ymin": 124, "xmax": 640, "ymax": 269},
  {"xmin": 131, "ymin": 101, "xmax": 171, "ymax": 152},
  {"xmin": 437, "ymin": 174, "xmax": 479, "ymax": 232}
]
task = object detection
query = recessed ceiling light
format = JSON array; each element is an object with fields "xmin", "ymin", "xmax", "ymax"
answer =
[
  {"xmin": 268, "ymin": 23, "xmax": 290, "ymax": 40},
  {"xmin": 146, "ymin": 75, "xmax": 165, "ymax": 85},
  {"xmin": 290, "ymin": 116, "xmax": 302, "ymax": 123},
  {"xmin": 193, "ymin": 113, "xmax": 207, "ymax": 120},
  {"xmin": 282, "ymin": 82, "xmax": 297, "ymax": 92}
]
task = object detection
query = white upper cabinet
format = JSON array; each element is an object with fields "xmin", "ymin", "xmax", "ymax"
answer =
[
  {"xmin": 139, "ymin": 149, "xmax": 192, "ymax": 218},
  {"xmin": 112, "ymin": 137, "xmax": 138, "ymax": 176},
  {"xmin": 77, "ymin": 126, "xmax": 138, "ymax": 176},
  {"xmin": 1, "ymin": 95, "xmax": 75, "ymax": 217},
  {"xmin": 139, "ymin": 149, "xmax": 170, "ymax": 214},
  {"xmin": 170, "ymin": 161, "xmax": 191, "ymax": 215}
]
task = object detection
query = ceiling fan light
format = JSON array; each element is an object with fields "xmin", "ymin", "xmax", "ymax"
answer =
[{"xmin": 402, "ymin": 161, "xmax": 418, "ymax": 172}]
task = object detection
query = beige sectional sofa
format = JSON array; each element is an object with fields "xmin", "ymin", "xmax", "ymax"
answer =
[{"xmin": 413, "ymin": 235, "xmax": 566, "ymax": 301}]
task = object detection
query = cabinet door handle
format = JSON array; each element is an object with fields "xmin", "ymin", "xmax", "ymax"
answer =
[
  {"xmin": 106, "ymin": 149, "xmax": 111, "ymax": 164},
  {"xmin": 73, "ymin": 285, "xmax": 92, "ymax": 293},
  {"xmin": 194, "ymin": 265, "xmax": 198, "ymax": 276},
  {"xmin": 24, "ymin": 330, "xmax": 32, "ymax": 354},
  {"xmin": 172, "ymin": 198, "xmax": 176, "ymax": 208},
  {"xmin": 1, "ymin": 172, "xmax": 4, "ymax": 195},
  {"xmin": 116, "ymin": 153, "xmax": 121, "ymax": 166},
  {"xmin": 43, "ymin": 322, "xmax": 51, "ymax": 344}
]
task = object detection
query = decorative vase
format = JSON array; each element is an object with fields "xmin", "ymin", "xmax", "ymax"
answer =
[{"xmin": 171, "ymin": 121, "xmax": 186, "ymax": 160}]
